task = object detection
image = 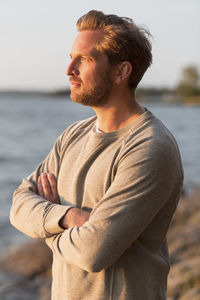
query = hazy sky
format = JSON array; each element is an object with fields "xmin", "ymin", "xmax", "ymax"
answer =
[{"xmin": 1, "ymin": 0, "xmax": 199, "ymax": 91}]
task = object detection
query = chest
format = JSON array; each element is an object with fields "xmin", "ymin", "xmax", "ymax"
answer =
[{"xmin": 57, "ymin": 134, "xmax": 123, "ymax": 209}]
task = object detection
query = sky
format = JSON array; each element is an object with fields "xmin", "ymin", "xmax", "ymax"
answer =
[{"xmin": 0, "ymin": 0, "xmax": 200, "ymax": 91}]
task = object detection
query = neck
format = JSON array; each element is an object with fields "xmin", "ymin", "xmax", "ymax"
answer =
[{"xmin": 92, "ymin": 89, "xmax": 144, "ymax": 132}]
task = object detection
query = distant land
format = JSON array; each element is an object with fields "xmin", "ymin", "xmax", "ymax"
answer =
[
  {"xmin": 0, "ymin": 87, "xmax": 200, "ymax": 105},
  {"xmin": 0, "ymin": 89, "xmax": 70, "ymax": 97},
  {"xmin": 0, "ymin": 87, "xmax": 177, "ymax": 103}
]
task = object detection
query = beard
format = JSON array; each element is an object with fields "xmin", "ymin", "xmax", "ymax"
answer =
[{"xmin": 70, "ymin": 75, "xmax": 113, "ymax": 107}]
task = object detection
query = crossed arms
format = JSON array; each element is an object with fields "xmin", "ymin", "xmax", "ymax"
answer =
[{"xmin": 37, "ymin": 172, "xmax": 89, "ymax": 229}]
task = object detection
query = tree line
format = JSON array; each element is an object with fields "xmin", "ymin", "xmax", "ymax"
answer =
[{"xmin": 137, "ymin": 65, "xmax": 200, "ymax": 104}]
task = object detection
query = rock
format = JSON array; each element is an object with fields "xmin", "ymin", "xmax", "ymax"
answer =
[
  {"xmin": 0, "ymin": 239, "xmax": 52, "ymax": 277},
  {"xmin": 167, "ymin": 189, "xmax": 200, "ymax": 299},
  {"xmin": 0, "ymin": 275, "xmax": 43, "ymax": 300},
  {"xmin": 0, "ymin": 240, "xmax": 52, "ymax": 300}
]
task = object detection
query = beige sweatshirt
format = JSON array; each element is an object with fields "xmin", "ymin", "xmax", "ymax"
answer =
[{"xmin": 10, "ymin": 109, "xmax": 183, "ymax": 300}]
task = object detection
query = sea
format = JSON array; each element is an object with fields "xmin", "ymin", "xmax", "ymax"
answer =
[{"xmin": 0, "ymin": 93, "xmax": 200, "ymax": 253}]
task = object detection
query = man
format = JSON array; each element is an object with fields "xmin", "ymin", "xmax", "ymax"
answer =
[{"xmin": 10, "ymin": 10, "xmax": 183, "ymax": 300}]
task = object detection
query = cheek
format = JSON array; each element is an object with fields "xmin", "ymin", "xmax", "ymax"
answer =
[
  {"xmin": 81, "ymin": 69, "xmax": 97, "ymax": 84},
  {"xmin": 80, "ymin": 61, "xmax": 107, "ymax": 85}
]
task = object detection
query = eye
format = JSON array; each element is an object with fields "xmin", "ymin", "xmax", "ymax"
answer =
[
  {"xmin": 80, "ymin": 56, "xmax": 87, "ymax": 62},
  {"xmin": 80, "ymin": 56, "xmax": 92, "ymax": 63}
]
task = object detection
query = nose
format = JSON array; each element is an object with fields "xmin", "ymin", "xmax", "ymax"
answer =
[{"xmin": 66, "ymin": 59, "xmax": 79, "ymax": 77}]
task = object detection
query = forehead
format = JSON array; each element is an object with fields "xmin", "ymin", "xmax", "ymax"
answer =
[{"xmin": 70, "ymin": 30, "xmax": 104, "ymax": 57}]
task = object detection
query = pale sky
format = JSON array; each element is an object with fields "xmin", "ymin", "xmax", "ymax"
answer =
[{"xmin": 0, "ymin": 0, "xmax": 199, "ymax": 91}]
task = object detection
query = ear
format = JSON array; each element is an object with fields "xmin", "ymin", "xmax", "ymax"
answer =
[{"xmin": 114, "ymin": 61, "xmax": 132, "ymax": 84}]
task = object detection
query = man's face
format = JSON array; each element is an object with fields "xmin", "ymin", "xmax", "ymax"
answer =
[{"xmin": 66, "ymin": 30, "xmax": 113, "ymax": 107}]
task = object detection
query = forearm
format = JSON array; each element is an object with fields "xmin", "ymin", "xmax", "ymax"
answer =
[
  {"xmin": 45, "ymin": 221, "xmax": 111, "ymax": 273},
  {"xmin": 10, "ymin": 133, "xmax": 70, "ymax": 238},
  {"xmin": 10, "ymin": 170, "xmax": 86, "ymax": 239},
  {"xmin": 10, "ymin": 179, "xmax": 72, "ymax": 239},
  {"xmin": 45, "ymin": 210, "xmax": 135, "ymax": 273}
]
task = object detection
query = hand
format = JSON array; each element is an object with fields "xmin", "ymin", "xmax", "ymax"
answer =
[
  {"xmin": 60, "ymin": 207, "xmax": 90, "ymax": 229},
  {"xmin": 37, "ymin": 172, "xmax": 60, "ymax": 204},
  {"xmin": 37, "ymin": 173, "xmax": 89, "ymax": 229}
]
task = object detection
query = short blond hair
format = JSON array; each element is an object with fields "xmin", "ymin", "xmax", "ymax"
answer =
[{"xmin": 77, "ymin": 10, "xmax": 152, "ymax": 90}]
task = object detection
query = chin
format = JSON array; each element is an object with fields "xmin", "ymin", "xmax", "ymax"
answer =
[{"xmin": 70, "ymin": 85, "xmax": 110, "ymax": 107}]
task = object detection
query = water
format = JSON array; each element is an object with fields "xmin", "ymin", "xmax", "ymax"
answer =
[{"xmin": 0, "ymin": 93, "xmax": 200, "ymax": 252}]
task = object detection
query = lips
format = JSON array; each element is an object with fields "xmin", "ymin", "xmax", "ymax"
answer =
[
  {"xmin": 69, "ymin": 77, "xmax": 81, "ymax": 86},
  {"xmin": 70, "ymin": 81, "xmax": 81, "ymax": 85}
]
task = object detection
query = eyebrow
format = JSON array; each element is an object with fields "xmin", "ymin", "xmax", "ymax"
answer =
[{"xmin": 69, "ymin": 48, "xmax": 100, "ymax": 60}]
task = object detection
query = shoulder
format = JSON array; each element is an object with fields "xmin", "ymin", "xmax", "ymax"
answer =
[
  {"xmin": 120, "ymin": 110, "xmax": 183, "ymax": 176},
  {"xmin": 116, "ymin": 111, "xmax": 183, "ymax": 190},
  {"xmin": 124, "ymin": 110, "xmax": 179, "ymax": 155}
]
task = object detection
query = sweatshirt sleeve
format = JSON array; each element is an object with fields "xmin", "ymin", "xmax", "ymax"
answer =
[
  {"xmin": 10, "ymin": 132, "xmax": 73, "ymax": 239},
  {"xmin": 45, "ymin": 137, "xmax": 183, "ymax": 272}
]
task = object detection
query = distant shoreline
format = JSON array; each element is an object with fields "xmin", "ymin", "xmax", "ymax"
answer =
[
  {"xmin": 1, "ymin": 88, "xmax": 200, "ymax": 105},
  {"xmin": 0, "ymin": 89, "xmax": 71, "ymax": 97}
]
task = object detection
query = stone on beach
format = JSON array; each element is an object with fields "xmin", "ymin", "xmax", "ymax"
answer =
[
  {"xmin": 0, "ymin": 240, "xmax": 52, "ymax": 300},
  {"xmin": 167, "ymin": 189, "xmax": 200, "ymax": 299}
]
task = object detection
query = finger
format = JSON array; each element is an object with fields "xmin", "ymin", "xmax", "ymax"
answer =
[
  {"xmin": 48, "ymin": 174, "xmax": 60, "ymax": 203},
  {"xmin": 37, "ymin": 176, "xmax": 45, "ymax": 198},
  {"xmin": 41, "ymin": 172, "xmax": 52, "ymax": 201}
]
